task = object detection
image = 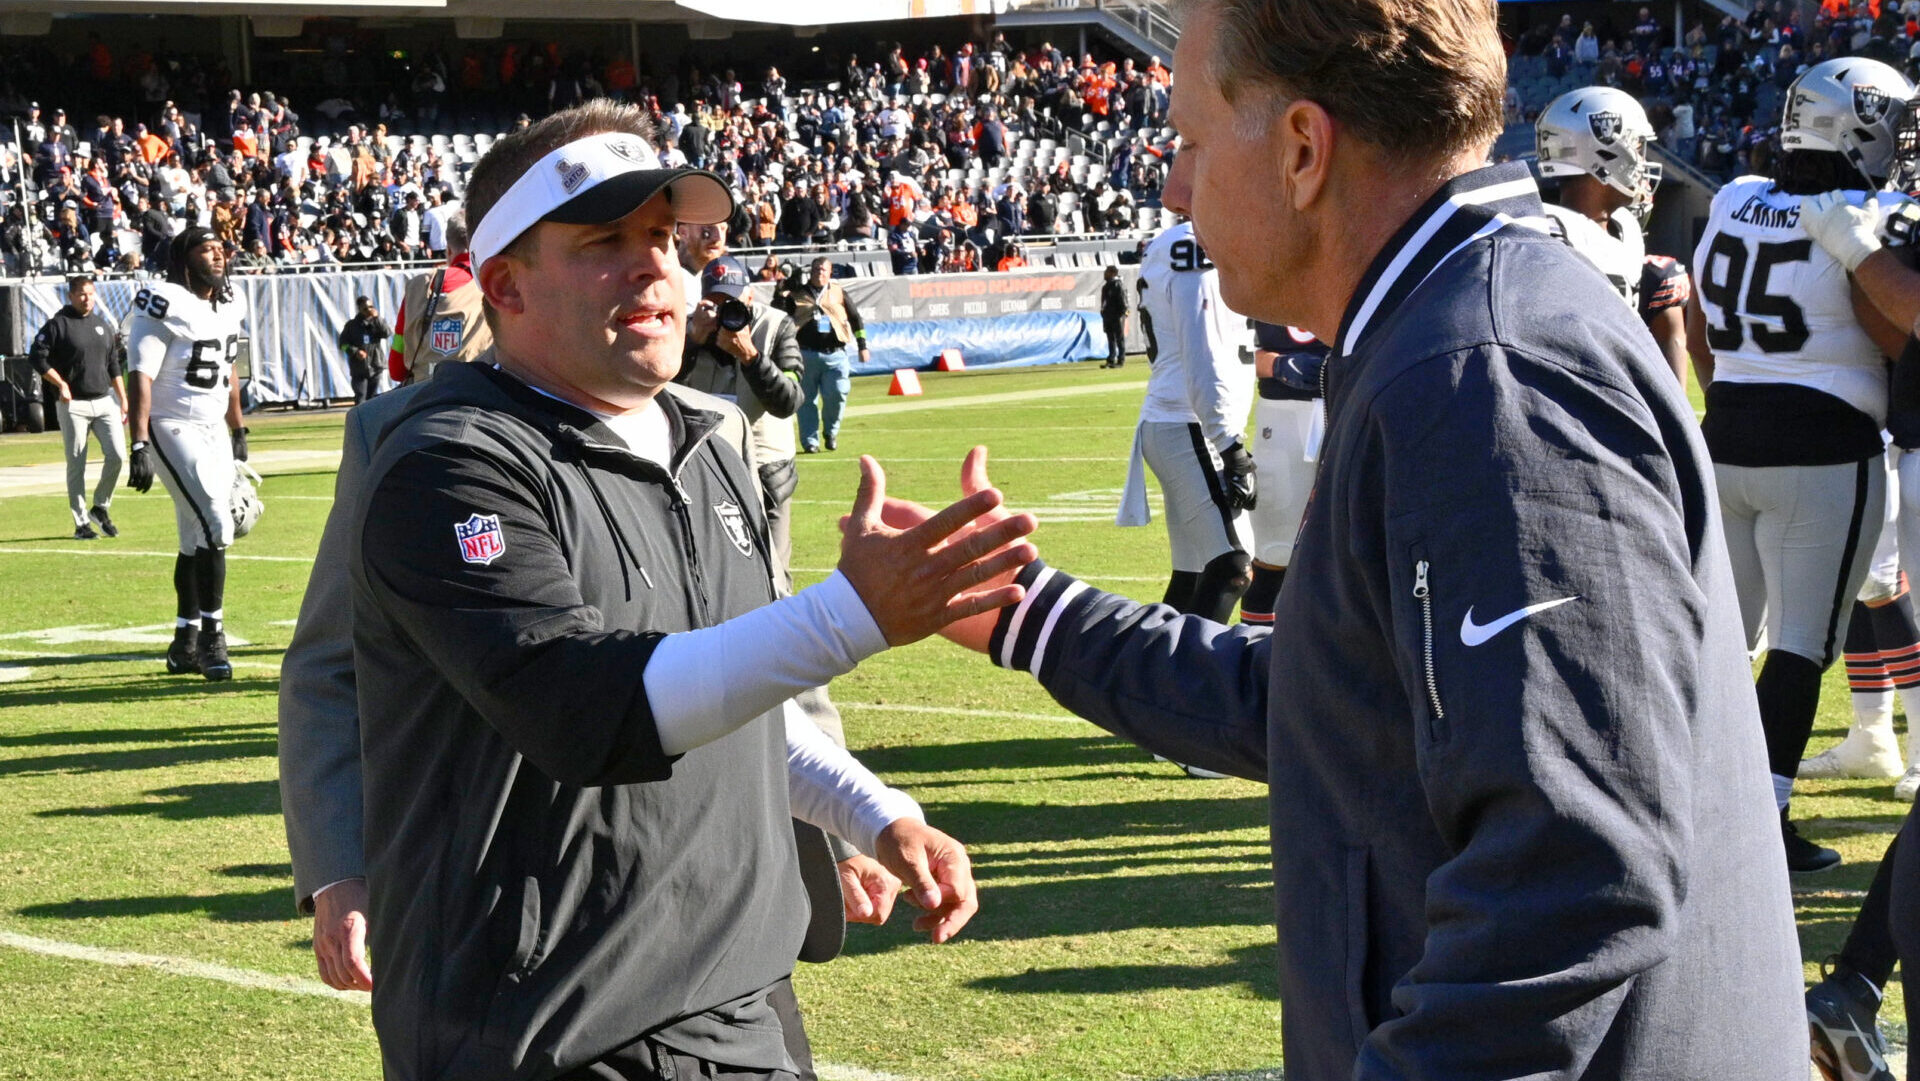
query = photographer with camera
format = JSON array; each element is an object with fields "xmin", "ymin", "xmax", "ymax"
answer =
[{"xmin": 679, "ymin": 255, "xmax": 806, "ymax": 565}]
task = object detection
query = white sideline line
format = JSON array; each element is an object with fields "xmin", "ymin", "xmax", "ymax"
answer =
[
  {"xmin": 0, "ymin": 929, "xmax": 369, "ymax": 1003},
  {"xmin": 0, "ymin": 547, "xmax": 312, "ymax": 563},
  {"xmin": 0, "ymin": 930, "xmax": 910, "ymax": 1081}
]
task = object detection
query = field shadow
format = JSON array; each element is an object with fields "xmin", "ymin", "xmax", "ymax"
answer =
[
  {"xmin": 0, "ymin": 673, "xmax": 277, "ymax": 710},
  {"xmin": 38, "ymin": 779, "xmax": 281, "ymax": 821},
  {"xmin": 850, "ymin": 734, "xmax": 1216, "ymax": 778},
  {"xmin": 968, "ymin": 942, "xmax": 1279, "ymax": 998},
  {"xmin": 16, "ymin": 884, "xmax": 290, "ymax": 924},
  {"xmin": 0, "ymin": 723, "xmax": 276, "ymax": 776}
]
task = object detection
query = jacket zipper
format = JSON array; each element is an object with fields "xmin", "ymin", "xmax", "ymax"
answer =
[
  {"xmin": 667, "ymin": 477, "xmax": 714, "ymax": 628},
  {"xmin": 1412, "ymin": 559, "xmax": 1445, "ymax": 723}
]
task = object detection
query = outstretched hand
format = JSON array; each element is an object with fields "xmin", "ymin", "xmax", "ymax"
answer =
[
  {"xmin": 873, "ymin": 447, "xmax": 1033, "ymax": 654},
  {"xmin": 838, "ymin": 448, "xmax": 1038, "ymax": 645},
  {"xmin": 871, "ymin": 817, "xmax": 979, "ymax": 943}
]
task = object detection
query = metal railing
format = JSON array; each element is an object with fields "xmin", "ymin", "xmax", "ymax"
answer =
[{"xmin": 1000, "ymin": 0, "xmax": 1181, "ymax": 56}]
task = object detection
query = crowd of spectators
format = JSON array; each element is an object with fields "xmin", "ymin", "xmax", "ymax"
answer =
[
  {"xmin": 0, "ymin": 28, "xmax": 1176, "ymax": 279},
  {"xmin": 1511, "ymin": 0, "xmax": 1920, "ymax": 181}
]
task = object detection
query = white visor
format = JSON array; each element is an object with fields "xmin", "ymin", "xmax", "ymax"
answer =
[{"xmin": 468, "ymin": 131, "xmax": 733, "ymax": 269}]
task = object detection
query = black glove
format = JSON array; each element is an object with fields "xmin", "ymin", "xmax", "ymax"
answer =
[
  {"xmin": 231, "ymin": 426, "xmax": 249, "ymax": 462},
  {"xmin": 128, "ymin": 441, "xmax": 154, "ymax": 493},
  {"xmin": 1219, "ymin": 439, "xmax": 1257, "ymax": 512}
]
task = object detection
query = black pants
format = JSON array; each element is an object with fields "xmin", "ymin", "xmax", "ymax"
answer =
[
  {"xmin": 557, "ymin": 978, "xmax": 813, "ymax": 1081},
  {"xmin": 1103, "ymin": 312, "xmax": 1125, "ymax": 365},
  {"xmin": 351, "ymin": 372, "xmax": 378, "ymax": 405},
  {"xmin": 1887, "ymin": 803, "xmax": 1920, "ymax": 1080}
]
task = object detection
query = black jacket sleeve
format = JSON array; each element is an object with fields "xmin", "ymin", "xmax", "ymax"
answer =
[
  {"xmin": 838, "ymin": 287, "xmax": 866, "ymax": 337},
  {"xmin": 29, "ymin": 317, "xmax": 57, "ymax": 375},
  {"xmin": 358, "ymin": 440, "xmax": 678, "ymax": 787},
  {"xmin": 741, "ymin": 314, "xmax": 804, "ymax": 418}
]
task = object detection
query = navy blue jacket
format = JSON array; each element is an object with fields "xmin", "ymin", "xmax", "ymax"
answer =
[{"xmin": 989, "ymin": 164, "xmax": 1804, "ymax": 1079}]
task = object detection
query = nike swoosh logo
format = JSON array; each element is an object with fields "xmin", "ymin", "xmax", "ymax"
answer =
[{"xmin": 1459, "ymin": 596, "xmax": 1579, "ymax": 647}]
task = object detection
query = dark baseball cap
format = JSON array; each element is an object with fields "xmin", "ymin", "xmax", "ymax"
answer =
[{"xmin": 701, "ymin": 255, "xmax": 752, "ymax": 300}]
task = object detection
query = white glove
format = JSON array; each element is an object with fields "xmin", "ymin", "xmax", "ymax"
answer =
[{"xmin": 1802, "ymin": 190, "xmax": 1882, "ymax": 273}]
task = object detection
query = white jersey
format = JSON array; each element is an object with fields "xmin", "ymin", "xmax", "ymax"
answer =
[
  {"xmin": 1542, "ymin": 203, "xmax": 1644, "ymax": 311},
  {"xmin": 1692, "ymin": 176, "xmax": 1907, "ymax": 423},
  {"xmin": 126, "ymin": 280, "xmax": 247, "ymax": 428},
  {"xmin": 1134, "ymin": 222, "xmax": 1258, "ymax": 449}
]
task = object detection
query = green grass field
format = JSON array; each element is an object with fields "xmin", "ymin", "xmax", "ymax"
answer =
[{"xmin": 0, "ymin": 361, "xmax": 1906, "ymax": 1079}]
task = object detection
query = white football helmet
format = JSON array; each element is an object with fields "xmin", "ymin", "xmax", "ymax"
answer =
[
  {"xmin": 1781, "ymin": 57, "xmax": 1915, "ymax": 188},
  {"xmin": 231, "ymin": 461, "xmax": 264, "ymax": 539},
  {"xmin": 1536, "ymin": 88, "xmax": 1662, "ymax": 207}
]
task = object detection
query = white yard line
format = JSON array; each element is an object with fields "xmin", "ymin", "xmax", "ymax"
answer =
[
  {"xmin": 0, "ymin": 930, "xmax": 909, "ymax": 1078},
  {"xmin": 0, "ymin": 928, "xmax": 368, "ymax": 1003},
  {"xmin": 0, "ymin": 929, "xmax": 910, "ymax": 1081},
  {"xmin": 0, "ymin": 448, "xmax": 343, "ymax": 499}
]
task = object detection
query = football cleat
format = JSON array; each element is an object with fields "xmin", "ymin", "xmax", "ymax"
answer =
[
  {"xmin": 1799, "ymin": 730, "xmax": 1905, "ymax": 780},
  {"xmin": 73, "ymin": 523, "xmax": 98, "ymax": 540},
  {"xmin": 1807, "ymin": 967, "xmax": 1893, "ymax": 1081},
  {"xmin": 1894, "ymin": 765, "xmax": 1920, "ymax": 803},
  {"xmin": 1783, "ymin": 812, "xmax": 1842, "ymax": 874},
  {"xmin": 87, "ymin": 505, "xmax": 118, "ymax": 538},
  {"xmin": 196, "ymin": 628, "xmax": 232, "ymax": 682},
  {"xmin": 164, "ymin": 626, "xmax": 198, "ymax": 675}
]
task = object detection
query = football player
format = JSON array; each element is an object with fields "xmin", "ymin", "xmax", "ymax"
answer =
[
  {"xmin": 1535, "ymin": 88, "xmax": 1693, "ymax": 385},
  {"xmin": 1686, "ymin": 56, "xmax": 1915, "ymax": 873},
  {"xmin": 1240, "ymin": 322, "xmax": 1324, "ymax": 626},
  {"xmin": 125, "ymin": 226, "xmax": 250, "ymax": 681},
  {"xmin": 1116, "ymin": 219, "xmax": 1257, "ymax": 625}
]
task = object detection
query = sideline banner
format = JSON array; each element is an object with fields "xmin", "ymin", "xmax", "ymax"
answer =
[
  {"xmin": 6, "ymin": 264, "xmax": 1143, "ymax": 403},
  {"xmin": 12, "ymin": 268, "xmax": 413, "ymax": 405}
]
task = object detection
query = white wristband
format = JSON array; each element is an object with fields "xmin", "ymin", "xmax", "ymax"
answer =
[{"xmin": 644, "ymin": 570, "xmax": 889, "ymax": 756}]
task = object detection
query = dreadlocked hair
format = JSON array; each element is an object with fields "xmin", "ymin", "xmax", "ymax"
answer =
[
  {"xmin": 1773, "ymin": 149, "xmax": 1878, "ymax": 196},
  {"xmin": 168, "ymin": 227, "xmax": 232, "ymax": 308}
]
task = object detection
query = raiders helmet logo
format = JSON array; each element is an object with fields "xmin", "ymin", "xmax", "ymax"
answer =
[
  {"xmin": 555, "ymin": 158, "xmax": 590, "ymax": 193},
  {"xmin": 607, "ymin": 137, "xmax": 654, "ymax": 167},
  {"xmin": 1855, "ymin": 85, "xmax": 1892, "ymax": 126},
  {"xmin": 1588, "ymin": 111, "xmax": 1623, "ymax": 146},
  {"xmin": 712, "ymin": 501, "xmax": 754, "ymax": 557}
]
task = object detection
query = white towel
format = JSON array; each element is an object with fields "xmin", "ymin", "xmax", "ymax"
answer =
[{"xmin": 1116, "ymin": 424, "xmax": 1151, "ymax": 527}]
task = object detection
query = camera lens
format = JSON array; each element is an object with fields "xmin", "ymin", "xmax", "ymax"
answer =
[{"xmin": 717, "ymin": 297, "xmax": 751, "ymax": 332}]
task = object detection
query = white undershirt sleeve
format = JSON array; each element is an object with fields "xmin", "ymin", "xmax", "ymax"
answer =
[
  {"xmin": 643, "ymin": 570, "xmax": 890, "ymax": 756},
  {"xmin": 129, "ymin": 324, "xmax": 170, "ymax": 380},
  {"xmin": 785, "ymin": 699, "xmax": 923, "ymax": 857}
]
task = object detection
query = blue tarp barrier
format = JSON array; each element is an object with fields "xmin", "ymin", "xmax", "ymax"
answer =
[{"xmin": 854, "ymin": 311, "xmax": 1106, "ymax": 375}]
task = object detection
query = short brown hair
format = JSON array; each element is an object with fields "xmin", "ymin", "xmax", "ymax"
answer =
[
  {"xmin": 463, "ymin": 99, "xmax": 663, "ymax": 328},
  {"xmin": 1182, "ymin": 0, "xmax": 1505, "ymax": 160}
]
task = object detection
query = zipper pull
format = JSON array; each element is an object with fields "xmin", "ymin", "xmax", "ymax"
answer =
[
  {"xmin": 669, "ymin": 478, "xmax": 690, "ymax": 510},
  {"xmin": 1413, "ymin": 559, "xmax": 1430, "ymax": 599}
]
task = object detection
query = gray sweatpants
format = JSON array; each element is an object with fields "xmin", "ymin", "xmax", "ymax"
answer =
[
  {"xmin": 57, "ymin": 394, "xmax": 125, "ymax": 527},
  {"xmin": 1718, "ymin": 457, "xmax": 1885, "ymax": 667}
]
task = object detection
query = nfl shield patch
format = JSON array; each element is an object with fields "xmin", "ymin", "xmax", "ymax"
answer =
[
  {"xmin": 455, "ymin": 513, "xmax": 506, "ymax": 565},
  {"xmin": 713, "ymin": 501, "xmax": 754, "ymax": 557},
  {"xmin": 429, "ymin": 314, "xmax": 466, "ymax": 355}
]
